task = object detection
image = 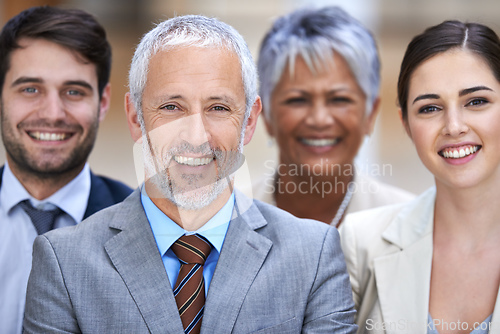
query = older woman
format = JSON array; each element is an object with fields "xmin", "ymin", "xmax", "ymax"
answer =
[
  {"xmin": 254, "ymin": 6, "xmax": 414, "ymax": 226},
  {"xmin": 340, "ymin": 20, "xmax": 500, "ymax": 333}
]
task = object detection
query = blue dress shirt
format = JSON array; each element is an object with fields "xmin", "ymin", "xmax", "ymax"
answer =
[
  {"xmin": 141, "ymin": 189, "xmax": 233, "ymax": 295},
  {"xmin": 0, "ymin": 162, "xmax": 91, "ymax": 334}
]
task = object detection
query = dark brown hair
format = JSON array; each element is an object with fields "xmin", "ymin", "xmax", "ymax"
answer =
[
  {"xmin": 0, "ymin": 6, "xmax": 111, "ymax": 97},
  {"xmin": 397, "ymin": 20, "xmax": 500, "ymax": 121}
]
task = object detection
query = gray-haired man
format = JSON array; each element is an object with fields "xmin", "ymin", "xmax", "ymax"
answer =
[{"xmin": 24, "ymin": 14, "xmax": 357, "ymax": 333}]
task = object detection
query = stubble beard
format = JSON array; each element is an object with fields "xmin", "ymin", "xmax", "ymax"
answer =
[
  {"xmin": 0, "ymin": 102, "xmax": 99, "ymax": 180},
  {"xmin": 143, "ymin": 137, "xmax": 244, "ymax": 211}
]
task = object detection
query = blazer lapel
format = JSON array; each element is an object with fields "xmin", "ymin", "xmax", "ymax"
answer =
[
  {"xmin": 104, "ymin": 190, "xmax": 184, "ymax": 334},
  {"xmin": 201, "ymin": 192, "xmax": 272, "ymax": 333},
  {"xmin": 490, "ymin": 286, "xmax": 500, "ymax": 332},
  {"xmin": 374, "ymin": 188, "xmax": 436, "ymax": 333}
]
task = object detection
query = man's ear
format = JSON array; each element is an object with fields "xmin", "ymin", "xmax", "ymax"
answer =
[
  {"xmin": 98, "ymin": 83, "xmax": 111, "ymax": 122},
  {"xmin": 243, "ymin": 96, "xmax": 262, "ymax": 145},
  {"xmin": 398, "ymin": 108, "xmax": 412, "ymax": 138},
  {"xmin": 125, "ymin": 92, "xmax": 143, "ymax": 142},
  {"xmin": 365, "ymin": 97, "xmax": 381, "ymax": 136}
]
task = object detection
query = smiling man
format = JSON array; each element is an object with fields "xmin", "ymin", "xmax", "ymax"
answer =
[
  {"xmin": 24, "ymin": 14, "xmax": 357, "ymax": 333},
  {"xmin": 0, "ymin": 6, "xmax": 133, "ymax": 333}
]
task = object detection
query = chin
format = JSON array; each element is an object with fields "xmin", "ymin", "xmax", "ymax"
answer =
[{"xmin": 171, "ymin": 178, "xmax": 230, "ymax": 210}]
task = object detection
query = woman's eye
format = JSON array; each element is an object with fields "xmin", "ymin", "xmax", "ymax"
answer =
[
  {"xmin": 466, "ymin": 98, "xmax": 488, "ymax": 107},
  {"xmin": 330, "ymin": 96, "xmax": 353, "ymax": 104},
  {"xmin": 418, "ymin": 105, "xmax": 440, "ymax": 114},
  {"xmin": 284, "ymin": 97, "xmax": 307, "ymax": 105}
]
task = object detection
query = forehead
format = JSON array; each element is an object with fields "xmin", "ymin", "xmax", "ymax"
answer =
[
  {"xmin": 144, "ymin": 45, "xmax": 244, "ymax": 100},
  {"xmin": 281, "ymin": 53, "xmax": 354, "ymax": 82},
  {"xmin": 409, "ymin": 50, "xmax": 496, "ymax": 94},
  {"xmin": 5, "ymin": 38, "xmax": 98, "ymax": 87}
]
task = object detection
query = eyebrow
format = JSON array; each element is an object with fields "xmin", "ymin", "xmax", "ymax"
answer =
[
  {"xmin": 459, "ymin": 85, "xmax": 492, "ymax": 96},
  {"xmin": 11, "ymin": 77, "xmax": 94, "ymax": 91},
  {"xmin": 11, "ymin": 77, "xmax": 43, "ymax": 87},
  {"xmin": 411, "ymin": 86, "xmax": 494, "ymax": 105},
  {"xmin": 412, "ymin": 94, "xmax": 439, "ymax": 105}
]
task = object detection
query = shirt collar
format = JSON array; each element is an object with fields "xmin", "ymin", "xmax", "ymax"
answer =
[
  {"xmin": 141, "ymin": 186, "xmax": 234, "ymax": 257},
  {"xmin": 1, "ymin": 162, "xmax": 91, "ymax": 222}
]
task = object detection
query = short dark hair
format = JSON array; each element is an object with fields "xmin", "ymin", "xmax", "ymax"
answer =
[
  {"xmin": 397, "ymin": 20, "xmax": 500, "ymax": 121},
  {"xmin": 0, "ymin": 6, "xmax": 111, "ymax": 98}
]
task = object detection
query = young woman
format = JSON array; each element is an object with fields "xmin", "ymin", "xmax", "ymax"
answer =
[{"xmin": 340, "ymin": 20, "xmax": 500, "ymax": 334}]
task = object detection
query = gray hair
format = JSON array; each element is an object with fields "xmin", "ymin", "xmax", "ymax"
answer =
[
  {"xmin": 258, "ymin": 6, "xmax": 380, "ymax": 119},
  {"xmin": 128, "ymin": 15, "xmax": 258, "ymax": 122}
]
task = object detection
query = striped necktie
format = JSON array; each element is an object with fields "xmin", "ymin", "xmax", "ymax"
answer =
[
  {"xmin": 171, "ymin": 234, "xmax": 212, "ymax": 334},
  {"xmin": 19, "ymin": 200, "xmax": 62, "ymax": 235}
]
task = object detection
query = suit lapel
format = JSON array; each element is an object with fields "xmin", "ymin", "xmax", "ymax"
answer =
[
  {"xmin": 374, "ymin": 188, "xmax": 435, "ymax": 333},
  {"xmin": 201, "ymin": 192, "xmax": 272, "ymax": 333},
  {"xmin": 104, "ymin": 190, "xmax": 184, "ymax": 334}
]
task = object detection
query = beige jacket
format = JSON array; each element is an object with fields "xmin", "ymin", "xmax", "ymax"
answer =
[
  {"xmin": 252, "ymin": 173, "xmax": 415, "ymax": 225},
  {"xmin": 340, "ymin": 188, "xmax": 500, "ymax": 333}
]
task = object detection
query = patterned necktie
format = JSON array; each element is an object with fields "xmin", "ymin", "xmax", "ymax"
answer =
[
  {"xmin": 19, "ymin": 200, "xmax": 62, "ymax": 235},
  {"xmin": 171, "ymin": 234, "xmax": 212, "ymax": 334}
]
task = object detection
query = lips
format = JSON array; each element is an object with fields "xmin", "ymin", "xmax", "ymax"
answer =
[
  {"xmin": 173, "ymin": 155, "xmax": 214, "ymax": 167},
  {"xmin": 27, "ymin": 131, "xmax": 72, "ymax": 141},
  {"xmin": 299, "ymin": 138, "xmax": 339, "ymax": 147},
  {"xmin": 439, "ymin": 144, "xmax": 481, "ymax": 159}
]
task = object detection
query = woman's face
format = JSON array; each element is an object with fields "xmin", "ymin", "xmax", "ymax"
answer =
[
  {"xmin": 265, "ymin": 54, "xmax": 378, "ymax": 176},
  {"xmin": 404, "ymin": 49, "xmax": 500, "ymax": 189}
]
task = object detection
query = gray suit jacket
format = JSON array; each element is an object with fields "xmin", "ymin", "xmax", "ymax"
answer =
[{"xmin": 24, "ymin": 190, "xmax": 357, "ymax": 333}]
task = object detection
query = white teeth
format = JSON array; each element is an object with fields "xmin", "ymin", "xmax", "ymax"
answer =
[
  {"xmin": 441, "ymin": 145, "xmax": 479, "ymax": 159},
  {"xmin": 174, "ymin": 155, "xmax": 213, "ymax": 166},
  {"xmin": 301, "ymin": 138, "xmax": 338, "ymax": 147},
  {"xmin": 29, "ymin": 132, "xmax": 67, "ymax": 141}
]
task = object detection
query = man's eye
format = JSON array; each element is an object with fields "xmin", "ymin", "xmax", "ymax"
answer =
[
  {"xmin": 23, "ymin": 87, "xmax": 38, "ymax": 94},
  {"xmin": 211, "ymin": 105, "xmax": 229, "ymax": 112},
  {"xmin": 161, "ymin": 104, "xmax": 178, "ymax": 110},
  {"xmin": 67, "ymin": 90, "xmax": 83, "ymax": 96}
]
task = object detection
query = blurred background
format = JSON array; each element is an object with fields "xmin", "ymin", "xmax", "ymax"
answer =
[{"xmin": 1, "ymin": 0, "xmax": 499, "ymax": 194}]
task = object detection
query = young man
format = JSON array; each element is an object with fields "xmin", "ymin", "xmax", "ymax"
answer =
[
  {"xmin": 0, "ymin": 6, "xmax": 132, "ymax": 333},
  {"xmin": 24, "ymin": 14, "xmax": 357, "ymax": 333}
]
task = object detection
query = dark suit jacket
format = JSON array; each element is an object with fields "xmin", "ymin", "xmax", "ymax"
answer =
[{"xmin": 0, "ymin": 166, "xmax": 133, "ymax": 219}]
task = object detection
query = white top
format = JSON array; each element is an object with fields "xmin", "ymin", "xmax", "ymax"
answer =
[{"xmin": 252, "ymin": 172, "xmax": 415, "ymax": 226}]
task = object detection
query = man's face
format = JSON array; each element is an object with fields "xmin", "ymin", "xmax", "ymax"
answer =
[
  {"xmin": 0, "ymin": 38, "xmax": 109, "ymax": 178},
  {"xmin": 130, "ymin": 46, "xmax": 259, "ymax": 210}
]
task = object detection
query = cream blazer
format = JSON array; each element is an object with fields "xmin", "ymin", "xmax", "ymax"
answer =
[{"xmin": 339, "ymin": 188, "xmax": 500, "ymax": 334}]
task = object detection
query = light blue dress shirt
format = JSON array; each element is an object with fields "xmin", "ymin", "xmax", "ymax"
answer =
[
  {"xmin": 141, "ymin": 189, "xmax": 233, "ymax": 295},
  {"xmin": 0, "ymin": 162, "xmax": 91, "ymax": 334}
]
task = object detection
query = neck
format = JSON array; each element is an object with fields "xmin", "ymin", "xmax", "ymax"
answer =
[
  {"xmin": 146, "ymin": 181, "xmax": 233, "ymax": 231},
  {"xmin": 274, "ymin": 164, "xmax": 354, "ymax": 224},
  {"xmin": 434, "ymin": 178, "xmax": 500, "ymax": 246},
  {"xmin": 7, "ymin": 158, "xmax": 84, "ymax": 200}
]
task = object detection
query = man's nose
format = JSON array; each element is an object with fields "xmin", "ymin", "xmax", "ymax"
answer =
[
  {"xmin": 178, "ymin": 113, "xmax": 211, "ymax": 147},
  {"xmin": 37, "ymin": 91, "xmax": 66, "ymax": 120}
]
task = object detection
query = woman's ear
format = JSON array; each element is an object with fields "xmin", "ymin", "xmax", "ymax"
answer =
[
  {"xmin": 399, "ymin": 108, "xmax": 412, "ymax": 138},
  {"xmin": 365, "ymin": 97, "xmax": 381, "ymax": 136}
]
